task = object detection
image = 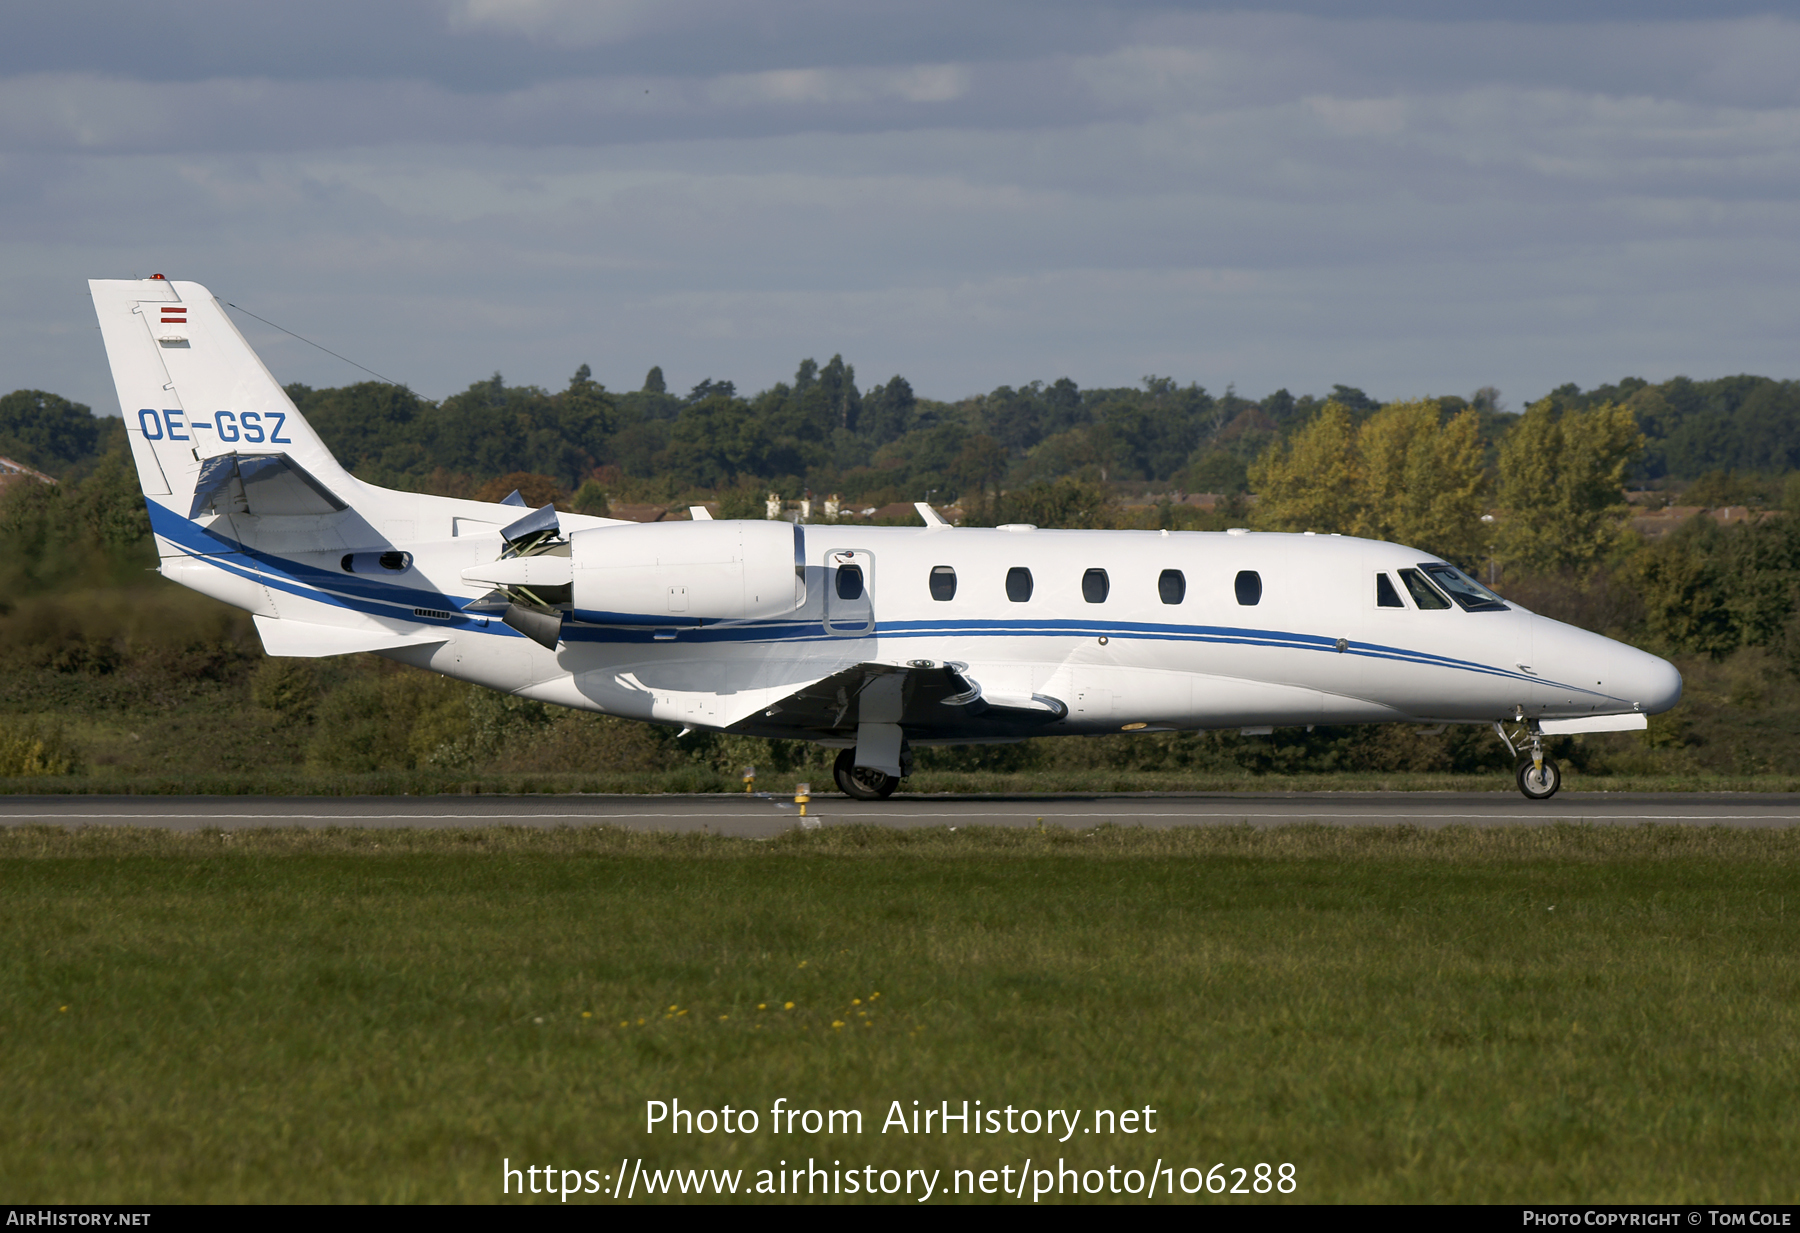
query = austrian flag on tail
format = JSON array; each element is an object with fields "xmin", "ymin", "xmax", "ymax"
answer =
[{"xmin": 159, "ymin": 305, "xmax": 187, "ymax": 325}]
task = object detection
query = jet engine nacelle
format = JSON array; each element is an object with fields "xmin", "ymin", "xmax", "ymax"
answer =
[{"xmin": 569, "ymin": 520, "xmax": 801, "ymax": 627}]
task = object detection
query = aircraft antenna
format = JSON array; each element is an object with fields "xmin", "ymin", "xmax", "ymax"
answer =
[{"xmin": 223, "ymin": 301, "xmax": 403, "ymax": 387}]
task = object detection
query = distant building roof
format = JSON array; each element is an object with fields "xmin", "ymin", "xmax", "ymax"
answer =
[
  {"xmin": 1629, "ymin": 505, "xmax": 1774, "ymax": 539},
  {"xmin": 606, "ymin": 503, "xmax": 669, "ymax": 523},
  {"xmin": 0, "ymin": 456, "xmax": 55, "ymax": 491}
]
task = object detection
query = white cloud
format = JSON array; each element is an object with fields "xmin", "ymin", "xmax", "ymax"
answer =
[
  {"xmin": 445, "ymin": 0, "xmax": 678, "ymax": 46},
  {"xmin": 4, "ymin": 11, "xmax": 1799, "ymax": 416},
  {"xmin": 1304, "ymin": 95, "xmax": 1408, "ymax": 139},
  {"xmin": 704, "ymin": 64, "xmax": 969, "ymax": 108}
]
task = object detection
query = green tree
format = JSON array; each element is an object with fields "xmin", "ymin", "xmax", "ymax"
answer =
[
  {"xmin": 1179, "ymin": 450, "xmax": 1248, "ymax": 495},
  {"xmin": 0, "ymin": 390, "xmax": 105, "ymax": 475},
  {"xmin": 1355, "ymin": 400, "xmax": 1488, "ymax": 565},
  {"xmin": 73, "ymin": 450, "xmax": 152, "ymax": 549},
  {"xmin": 818, "ymin": 354, "xmax": 860, "ymax": 432},
  {"xmin": 1247, "ymin": 401, "xmax": 1360, "ymax": 536},
  {"xmin": 661, "ymin": 394, "xmax": 774, "ymax": 487},
  {"xmin": 250, "ymin": 659, "xmax": 319, "ymax": 726},
  {"xmin": 1631, "ymin": 528, "xmax": 1736, "ymax": 658},
  {"xmin": 860, "ymin": 376, "xmax": 916, "ymax": 446},
  {"xmin": 0, "ymin": 718, "xmax": 81, "ymax": 776},
  {"xmin": 0, "ymin": 446, "xmax": 154, "ymax": 595},
  {"xmin": 1328, "ymin": 384, "xmax": 1379, "ymax": 415},
  {"xmin": 473, "ymin": 472, "xmax": 566, "ymax": 508},
  {"xmin": 570, "ymin": 477, "xmax": 610, "ymax": 517},
  {"xmin": 289, "ymin": 381, "xmax": 433, "ymax": 483},
  {"xmin": 1495, "ymin": 400, "xmax": 1642, "ymax": 572},
  {"xmin": 999, "ymin": 478, "xmax": 1113, "ymax": 529},
  {"xmin": 1249, "ymin": 399, "xmax": 1489, "ymax": 565},
  {"xmin": 952, "ymin": 433, "xmax": 1007, "ymax": 523}
]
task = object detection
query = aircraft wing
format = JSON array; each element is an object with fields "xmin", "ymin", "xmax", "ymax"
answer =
[{"xmin": 735, "ymin": 661, "xmax": 1067, "ymax": 744}]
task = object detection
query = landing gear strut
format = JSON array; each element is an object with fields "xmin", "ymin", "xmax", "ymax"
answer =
[
  {"xmin": 1493, "ymin": 719, "xmax": 1560, "ymax": 801},
  {"xmin": 834, "ymin": 747, "xmax": 900, "ymax": 800}
]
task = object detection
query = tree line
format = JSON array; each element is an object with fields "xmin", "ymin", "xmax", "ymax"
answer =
[
  {"xmin": 6, "ymin": 367, "xmax": 1800, "ymax": 668},
  {"xmin": 6, "ymin": 367, "xmax": 1796, "ymax": 515},
  {"xmin": 9, "ymin": 368, "xmax": 1800, "ymax": 784}
]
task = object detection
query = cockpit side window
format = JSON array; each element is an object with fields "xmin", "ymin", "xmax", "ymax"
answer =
[
  {"xmin": 1376, "ymin": 572, "xmax": 1405, "ymax": 608},
  {"xmin": 1397, "ymin": 568, "xmax": 1451, "ymax": 610},
  {"xmin": 929, "ymin": 565, "xmax": 957, "ymax": 601},
  {"xmin": 1421, "ymin": 564, "xmax": 1510, "ymax": 612}
]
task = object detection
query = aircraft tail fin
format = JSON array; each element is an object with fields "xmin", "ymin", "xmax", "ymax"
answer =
[{"xmin": 87, "ymin": 277, "xmax": 358, "ymax": 525}]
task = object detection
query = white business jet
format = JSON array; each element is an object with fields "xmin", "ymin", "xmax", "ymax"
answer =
[{"xmin": 90, "ymin": 277, "xmax": 1681, "ymax": 802}]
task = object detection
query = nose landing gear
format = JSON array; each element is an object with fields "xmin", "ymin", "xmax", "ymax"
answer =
[
  {"xmin": 1515, "ymin": 756, "xmax": 1561, "ymax": 799},
  {"xmin": 1493, "ymin": 719, "xmax": 1560, "ymax": 801}
]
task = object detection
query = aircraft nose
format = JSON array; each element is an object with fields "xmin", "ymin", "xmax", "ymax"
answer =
[
  {"xmin": 1633, "ymin": 653, "xmax": 1683, "ymax": 715},
  {"xmin": 1533, "ymin": 618, "xmax": 1682, "ymax": 715}
]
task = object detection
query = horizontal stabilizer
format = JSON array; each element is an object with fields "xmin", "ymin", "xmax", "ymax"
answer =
[
  {"xmin": 1539, "ymin": 713, "xmax": 1648, "ymax": 735},
  {"xmin": 191, "ymin": 452, "xmax": 346, "ymax": 519},
  {"xmin": 253, "ymin": 615, "xmax": 449, "ymax": 658}
]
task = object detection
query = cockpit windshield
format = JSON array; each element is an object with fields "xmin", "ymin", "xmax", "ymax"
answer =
[
  {"xmin": 1397, "ymin": 568, "xmax": 1451, "ymax": 610},
  {"xmin": 1420, "ymin": 564, "xmax": 1510, "ymax": 612}
]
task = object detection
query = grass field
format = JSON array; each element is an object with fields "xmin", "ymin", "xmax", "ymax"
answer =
[{"xmin": 4, "ymin": 823, "xmax": 1799, "ymax": 1204}]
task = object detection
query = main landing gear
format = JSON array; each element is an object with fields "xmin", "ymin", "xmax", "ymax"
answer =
[
  {"xmin": 1493, "ymin": 719, "xmax": 1560, "ymax": 801},
  {"xmin": 833, "ymin": 748, "xmax": 899, "ymax": 800}
]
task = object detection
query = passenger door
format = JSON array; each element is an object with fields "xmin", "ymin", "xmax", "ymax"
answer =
[{"xmin": 824, "ymin": 548, "xmax": 875, "ymax": 637}]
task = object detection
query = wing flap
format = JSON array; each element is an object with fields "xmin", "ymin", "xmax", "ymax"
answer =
[{"xmin": 738, "ymin": 661, "xmax": 1067, "ymax": 741}]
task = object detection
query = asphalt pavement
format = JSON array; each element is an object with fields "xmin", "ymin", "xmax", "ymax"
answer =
[{"xmin": 2, "ymin": 791, "xmax": 1795, "ymax": 838}]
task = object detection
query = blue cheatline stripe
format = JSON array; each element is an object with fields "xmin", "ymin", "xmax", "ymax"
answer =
[
  {"xmin": 149, "ymin": 503, "xmax": 512, "ymax": 630},
  {"xmin": 873, "ymin": 617, "xmax": 1564, "ymax": 690},
  {"xmin": 144, "ymin": 502, "xmax": 1610, "ymax": 699}
]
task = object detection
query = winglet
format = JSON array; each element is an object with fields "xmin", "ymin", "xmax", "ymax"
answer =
[
  {"xmin": 915, "ymin": 502, "xmax": 950, "ymax": 528},
  {"xmin": 689, "ymin": 505, "xmax": 714, "ymax": 521}
]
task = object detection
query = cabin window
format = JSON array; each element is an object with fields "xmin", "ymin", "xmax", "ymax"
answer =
[
  {"xmin": 1006, "ymin": 566, "xmax": 1034, "ymax": 602},
  {"xmin": 1421, "ymin": 564, "xmax": 1510, "ymax": 612},
  {"xmin": 1234, "ymin": 570, "xmax": 1262, "ymax": 606},
  {"xmin": 1082, "ymin": 568, "xmax": 1110, "ymax": 603},
  {"xmin": 929, "ymin": 565, "xmax": 957, "ymax": 601},
  {"xmin": 1158, "ymin": 569, "xmax": 1186, "ymax": 605},
  {"xmin": 1397, "ymin": 568, "xmax": 1451, "ymax": 610},
  {"xmin": 835, "ymin": 564, "xmax": 864, "ymax": 601},
  {"xmin": 1376, "ymin": 573, "xmax": 1404, "ymax": 608}
]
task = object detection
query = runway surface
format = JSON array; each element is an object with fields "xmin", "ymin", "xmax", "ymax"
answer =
[{"xmin": 2, "ymin": 792, "xmax": 1796, "ymax": 838}]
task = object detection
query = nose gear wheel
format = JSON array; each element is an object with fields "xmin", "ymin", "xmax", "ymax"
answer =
[{"xmin": 1515, "ymin": 756, "xmax": 1561, "ymax": 800}]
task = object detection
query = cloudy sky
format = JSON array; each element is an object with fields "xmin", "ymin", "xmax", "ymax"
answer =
[{"xmin": 6, "ymin": 0, "xmax": 1798, "ymax": 415}]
